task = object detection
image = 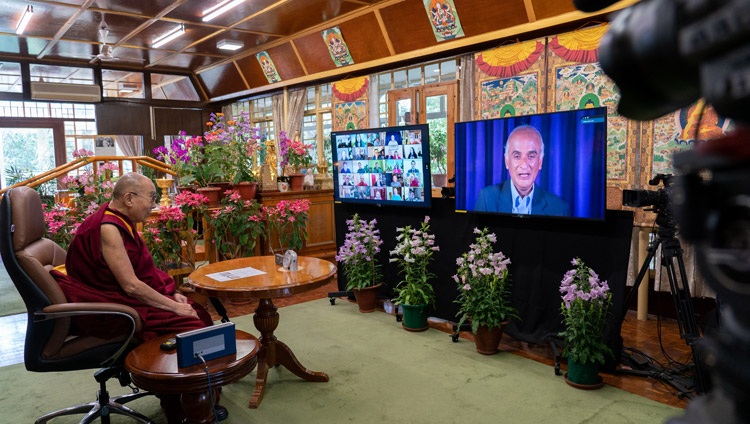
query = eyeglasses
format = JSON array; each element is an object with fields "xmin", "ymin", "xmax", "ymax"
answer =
[{"xmin": 130, "ymin": 192, "xmax": 158, "ymax": 204}]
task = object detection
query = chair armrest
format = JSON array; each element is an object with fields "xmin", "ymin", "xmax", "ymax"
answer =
[
  {"xmin": 40, "ymin": 302, "xmax": 142, "ymax": 334},
  {"xmin": 38, "ymin": 303, "xmax": 142, "ymax": 367}
]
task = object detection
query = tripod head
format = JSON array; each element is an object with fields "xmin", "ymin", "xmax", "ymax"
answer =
[{"xmin": 623, "ymin": 174, "xmax": 679, "ymax": 239}]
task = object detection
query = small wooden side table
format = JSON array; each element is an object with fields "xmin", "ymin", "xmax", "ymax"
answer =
[{"xmin": 125, "ymin": 330, "xmax": 259, "ymax": 424}]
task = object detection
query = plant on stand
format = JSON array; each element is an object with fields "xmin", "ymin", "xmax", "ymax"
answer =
[
  {"xmin": 279, "ymin": 131, "xmax": 313, "ymax": 190},
  {"xmin": 335, "ymin": 214, "xmax": 383, "ymax": 313},
  {"xmin": 454, "ymin": 227, "xmax": 519, "ymax": 354},
  {"xmin": 559, "ymin": 257, "xmax": 613, "ymax": 388},
  {"xmin": 389, "ymin": 216, "xmax": 439, "ymax": 331},
  {"xmin": 208, "ymin": 190, "xmax": 265, "ymax": 261},
  {"xmin": 264, "ymin": 199, "xmax": 311, "ymax": 253},
  {"xmin": 208, "ymin": 111, "xmax": 262, "ymax": 198}
]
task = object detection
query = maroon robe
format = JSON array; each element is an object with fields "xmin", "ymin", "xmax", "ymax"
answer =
[{"xmin": 54, "ymin": 202, "xmax": 212, "ymax": 341}]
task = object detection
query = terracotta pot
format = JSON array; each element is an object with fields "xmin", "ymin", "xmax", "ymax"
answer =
[
  {"xmin": 196, "ymin": 186, "xmax": 221, "ymax": 208},
  {"xmin": 352, "ymin": 284, "xmax": 381, "ymax": 313},
  {"xmin": 235, "ymin": 181, "xmax": 258, "ymax": 200},
  {"xmin": 289, "ymin": 174, "xmax": 305, "ymax": 191},
  {"xmin": 177, "ymin": 185, "xmax": 196, "ymax": 194},
  {"xmin": 474, "ymin": 323, "xmax": 507, "ymax": 355},
  {"xmin": 209, "ymin": 181, "xmax": 232, "ymax": 200}
]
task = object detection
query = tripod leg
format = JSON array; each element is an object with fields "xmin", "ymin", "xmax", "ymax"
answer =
[{"xmin": 661, "ymin": 241, "xmax": 709, "ymax": 394}]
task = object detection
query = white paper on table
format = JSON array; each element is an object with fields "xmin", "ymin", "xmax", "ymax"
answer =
[{"xmin": 205, "ymin": 266, "xmax": 266, "ymax": 282}]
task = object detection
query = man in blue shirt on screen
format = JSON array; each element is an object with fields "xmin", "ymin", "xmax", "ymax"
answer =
[{"xmin": 474, "ymin": 125, "xmax": 570, "ymax": 216}]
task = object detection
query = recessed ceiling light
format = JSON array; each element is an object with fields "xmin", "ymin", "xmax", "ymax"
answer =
[
  {"xmin": 203, "ymin": 0, "xmax": 246, "ymax": 22},
  {"xmin": 152, "ymin": 24, "xmax": 185, "ymax": 49},
  {"xmin": 217, "ymin": 39, "xmax": 244, "ymax": 51},
  {"xmin": 15, "ymin": 5, "xmax": 33, "ymax": 35}
]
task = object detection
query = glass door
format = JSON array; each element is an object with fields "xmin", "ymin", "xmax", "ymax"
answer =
[
  {"xmin": 0, "ymin": 126, "xmax": 59, "ymax": 191},
  {"xmin": 388, "ymin": 82, "xmax": 456, "ymax": 194}
]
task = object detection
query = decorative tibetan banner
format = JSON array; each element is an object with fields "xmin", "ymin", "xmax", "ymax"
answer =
[
  {"xmin": 334, "ymin": 101, "xmax": 368, "ymax": 131},
  {"xmin": 546, "ymin": 24, "xmax": 636, "ymax": 196},
  {"xmin": 474, "ymin": 39, "xmax": 545, "ymax": 119},
  {"xmin": 332, "ymin": 77, "xmax": 369, "ymax": 102},
  {"xmin": 423, "ymin": 0, "xmax": 464, "ymax": 41},
  {"xmin": 256, "ymin": 51, "xmax": 281, "ymax": 84},
  {"xmin": 322, "ymin": 27, "xmax": 354, "ymax": 67}
]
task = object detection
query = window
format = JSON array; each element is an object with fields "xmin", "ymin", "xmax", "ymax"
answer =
[
  {"xmin": 29, "ymin": 64, "xmax": 94, "ymax": 85},
  {"xmin": 0, "ymin": 62, "xmax": 22, "ymax": 93},
  {"xmin": 151, "ymin": 73, "xmax": 199, "ymax": 101},
  {"xmin": 303, "ymin": 84, "xmax": 333, "ymax": 167},
  {"xmin": 102, "ymin": 70, "xmax": 145, "ymax": 99},
  {"xmin": 248, "ymin": 96, "xmax": 274, "ymax": 140}
]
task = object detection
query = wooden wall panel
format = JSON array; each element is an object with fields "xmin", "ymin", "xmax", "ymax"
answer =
[
  {"xmin": 531, "ymin": 0, "xmax": 578, "ymax": 20},
  {"xmin": 453, "ymin": 0, "xmax": 529, "ymax": 35},
  {"xmin": 267, "ymin": 43, "xmax": 306, "ymax": 80},
  {"xmin": 378, "ymin": 1, "xmax": 439, "ymax": 54},
  {"xmin": 96, "ymin": 102, "xmax": 151, "ymax": 137},
  {"xmin": 150, "ymin": 107, "xmax": 205, "ymax": 158},
  {"xmin": 197, "ymin": 63, "xmax": 247, "ymax": 99},
  {"xmin": 294, "ymin": 33, "xmax": 338, "ymax": 75},
  {"xmin": 337, "ymin": 13, "xmax": 391, "ymax": 62},
  {"xmin": 237, "ymin": 55, "xmax": 270, "ymax": 89}
]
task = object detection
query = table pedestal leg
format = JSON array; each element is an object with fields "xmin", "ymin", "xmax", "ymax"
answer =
[{"xmin": 249, "ymin": 298, "xmax": 329, "ymax": 408}]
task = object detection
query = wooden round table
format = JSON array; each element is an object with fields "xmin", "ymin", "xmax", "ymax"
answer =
[
  {"xmin": 188, "ymin": 256, "xmax": 337, "ymax": 408},
  {"xmin": 125, "ymin": 331, "xmax": 259, "ymax": 424}
]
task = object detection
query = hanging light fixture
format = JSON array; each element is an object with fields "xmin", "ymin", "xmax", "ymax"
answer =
[
  {"xmin": 15, "ymin": 5, "xmax": 34, "ymax": 35},
  {"xmin": 152, "ymin": 24, "xmax": 185, "ymax": 49},
  {"xmin": 216, "ymin": 39, "xmax": 244, "ymax": 51},
  {"xmin": 202, "ymin": 0, "xmax": 245, "ymax": 22}
]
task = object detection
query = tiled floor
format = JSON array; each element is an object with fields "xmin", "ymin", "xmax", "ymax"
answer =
[{"xmin": 0, "ymin": 277, "xmax": 695, "ymax": 410}]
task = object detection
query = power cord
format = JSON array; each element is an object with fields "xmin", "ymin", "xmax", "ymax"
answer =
[{"xmin": 196, "ymin": 353, "xmax": 219, "ymax": 423}]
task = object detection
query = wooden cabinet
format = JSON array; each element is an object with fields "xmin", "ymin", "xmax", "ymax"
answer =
[{"xmin": 257, "ymin": 189, "xmax": 336, "ymax": 260}]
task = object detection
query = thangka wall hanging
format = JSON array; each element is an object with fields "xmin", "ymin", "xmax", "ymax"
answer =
[
  {"xmin": 322, "ymin": 27, "xmax": 354, "ymax": 67},
  {"xmin": 334, "ymin": 101, "xmax": 368, "ymax": 131},
  {"xmin": 474, "ymin": 39, "xmax": 545, "ymax": 119},
  {"xmin": 423, "ymin": 0, "xmax": 464, "ymax": 41},
  {"xmin": 256, "ymin": 51, "xmax": 282, "ymax": 84},
  {"xmin": 332, "ymin": 77, "xmax": 369, "ymax": 131},
  {"xmin": 546, "ymin": 24, "xmax": 637, "ymax": 192}
]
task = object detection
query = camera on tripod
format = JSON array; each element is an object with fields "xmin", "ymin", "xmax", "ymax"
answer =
[{"xmin": 622, "ymin": 174, "xmax": 678, "ymax": 231}]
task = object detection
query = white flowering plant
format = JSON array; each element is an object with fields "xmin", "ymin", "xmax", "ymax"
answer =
[
  {"xmin": 336, "ymin": 214, "xmax": 383, "ymax": 291},
  {"xmin": 389, "ymin": 216, "xmax": 439, "ymax": 306},
  {"xmin": 454, "ymin": 227, "xmax": 519, "ymax": 334},
  {"xmin": 558, "ymin": 257, "xmax": 613, "ymax": 366}
]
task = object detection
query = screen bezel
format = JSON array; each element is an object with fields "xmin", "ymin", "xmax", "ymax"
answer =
[
  {"xmin": 331, "ymin": 124, "xmax": 432, "ymax": 208},
  {"xmin": 454, "ymin": 107, "xmax": 608, "ymax": 221}
]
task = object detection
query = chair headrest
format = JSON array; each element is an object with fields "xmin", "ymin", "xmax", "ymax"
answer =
[{"xmin": 9, "ymin": 187, "xmax": 46, "ymax": 252}]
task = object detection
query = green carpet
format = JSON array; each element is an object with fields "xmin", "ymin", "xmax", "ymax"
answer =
[
  {"xmin": 0, "ymin": 299, "xmax": 681, "ymax": 423},
  {"xmin": 0, "ymin": 258, "xmax": 25, "ymax": 317}
]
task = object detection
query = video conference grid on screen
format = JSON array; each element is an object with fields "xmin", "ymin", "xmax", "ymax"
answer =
[
  {"xmin": 333, "ymin": 125, "xmax": 430, "ymax": 206},
  {"xmin": 454, "ymin": 107, "xmax": 608, "ymax": 220}
]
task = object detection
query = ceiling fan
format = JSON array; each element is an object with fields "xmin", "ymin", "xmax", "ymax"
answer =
[{"xmin": 89, "ymin": 16, "xmax": 143, "ymax": 64}]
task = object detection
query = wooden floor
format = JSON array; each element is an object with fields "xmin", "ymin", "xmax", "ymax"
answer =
[{"xmin": 0, "ymin": 278, "xmax": 694, "ymax": 411}]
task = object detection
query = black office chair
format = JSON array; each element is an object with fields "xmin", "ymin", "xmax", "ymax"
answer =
[{"xmin": 0, "ymin": 186, "xmax": 154, "ymax": 424}]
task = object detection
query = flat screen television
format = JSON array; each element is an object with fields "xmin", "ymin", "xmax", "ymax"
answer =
[
  {"xmin": 332, "ymin": 124, "xmax": 431, "ymax": 208},
  {"xmin": 454, "ymin": 107, "xmax": 607, "ymax": 220}
]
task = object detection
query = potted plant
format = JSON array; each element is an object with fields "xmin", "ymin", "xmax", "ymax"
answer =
[
  {"xmin": 142, "ymin": 191, "xmax": 209, "ymax": 270},
  {"xmin": 335, "ymin": 214, "xmax": 383, "ymax": 313},
  {"xmin": 264, "ymin": 199, "xmax": 311, "ymax": 253},
  {"xmin": 206, "ymin": 190, "xmax": 265, "ymax": 261},
  {"xmin": 454, "ymin": 227, "xmax": 519, "ymax": 355},
  {"xmin": 279, "ymin": 131, "xmax": 313, "ymax": 190},
  {"xmin": 209, "ymin": 110, "xmax": 262, "ymax": 199},
  {"xmin": 389, "ymin": 215, "xmax": 439, "ymax": 331},
  {"xmin": 559, "ymin": 257, "xmax": 613, "ymax": 389},
  {"xmin": 429, "ymin": 126, "xmax": 448, "ymax": 187}
]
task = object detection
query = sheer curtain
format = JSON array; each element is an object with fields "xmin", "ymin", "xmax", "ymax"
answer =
[
  {"xmin": 459, "ymin": 54, "xmax": 475, "ymax": 121},
  {"xmin": 286, "ymin": 88, "xmax": 306, "ymax": 141},
  {"xmin": 114, "ymin": 135, "xmax": 142, "ymax": 157}
]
